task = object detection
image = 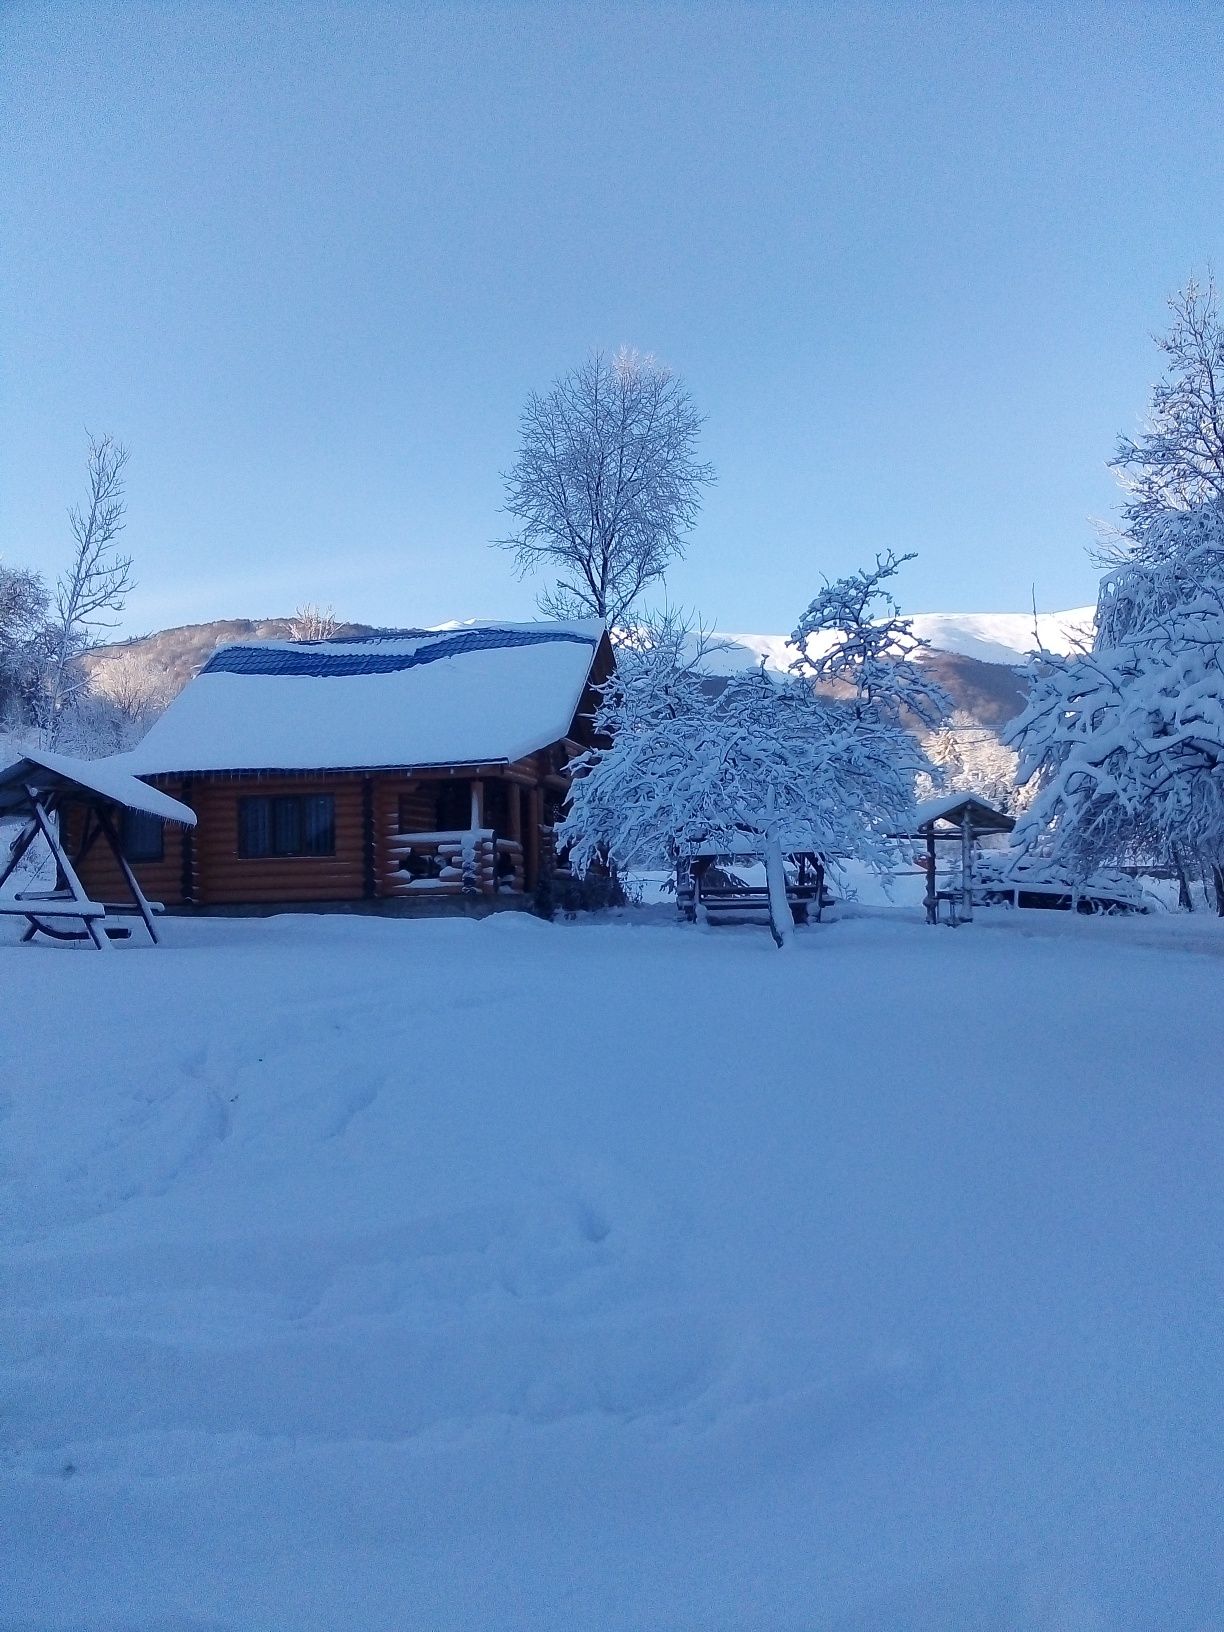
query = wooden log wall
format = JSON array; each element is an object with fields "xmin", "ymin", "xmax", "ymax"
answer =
[
  {"xmin": 64, "ymin": 783, "xmax": 191, "ymax": 908},
  {"xmin": 60, "ymin": 752, "xmax": 574, "ymax": 912},
  {"xmin": 191, "ymin": 775, "xmax": 364, "ymax": 904}
]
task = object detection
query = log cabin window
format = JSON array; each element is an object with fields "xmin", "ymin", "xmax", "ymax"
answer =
[
  {"xmin": 482, "ymin": 778, "xmax": 509, "ymax": 834},
  {"xmin": 238, "ymin": 794, "xmax": 335, "ymax": 857},
  {"xmin": 121, "ymin": 808, "xmax": 165, "ymax": 863},
  {"xmin": 434, "ymin": 779, "xmax": 470, "ymax": 832}
]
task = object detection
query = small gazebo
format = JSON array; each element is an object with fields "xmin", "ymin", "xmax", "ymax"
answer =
[
  {"xmin": 0, "ymin": 746, "xmax": 196, "ymax": 949},
  {"xmin": 912, "ymin": 793, "xmax": 1015, "ymax": 925}
]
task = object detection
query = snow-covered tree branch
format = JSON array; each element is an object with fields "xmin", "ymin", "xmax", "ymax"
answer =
[
  {"xmin": 788, "ymin": 552, "xmax": 952, "ymax": 730},
  {"xmin": 1009, "ymin": 541, "xmax": 1224, "ymax": 899},
  {"xmin": 1106, "ymin": 277, "xmax": 1224, "ymax": 565}
]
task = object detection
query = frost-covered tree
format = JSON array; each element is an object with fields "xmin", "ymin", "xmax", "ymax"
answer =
[
  {"xmin": 1011, "ymin": 283, "xmax": 1224, "ymax": 904},
  {"xmin": 1009, "ymin": 542, "xmax": 1224, "ymax": 906},
  {"xmin": 0, "ymin": 562, "xmax": 48, "ymax": 650},
  {"xmin": 1107, "ymin": 278, "xmax": 1224, "ymax": 565},
  {"xmin": 561, "ymin": 610, "xmax": 923, "ymax": 943},
  {"xmin": 562, "ymin": 666, "xmax": 917, "ymax": 872},
  {"xmin": 788, "ymin": 552, "xmax": 951, "ymax": 730},
  {"xmin": 40, "ymin": 434, "xmax": 134, "ymax": 745},
  {"xmin": 88, "ymin": 647, "xmax": 176, "ymax": 734},
  {"xmin": 0, "ymin": 562, "xmax": 51, "ymax": 730},
  {"xmin": 918, "ymin": 712, "xmax": 1025, "ymax": 814},
  {"xmin": 498, "ymin": 349, "xmax": 714, "ymax": 627},
  {"xmin": 289, "ymin": 602, "xmax": 340, "ymax": 642}
]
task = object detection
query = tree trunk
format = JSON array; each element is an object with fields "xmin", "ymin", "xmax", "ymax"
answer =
[
  {"xmin": 1213, "ymin": 865, "xmax": 1224, "ymax": 917},
  {"xmin": 764, "ymin": 836, "xmax": 792, "ymax": 950},
  {"xmin": 1173, "ymin": 846, "xmax": 1193, "ymax": 911}
]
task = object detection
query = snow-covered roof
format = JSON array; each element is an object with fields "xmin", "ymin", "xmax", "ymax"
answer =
[
  {"xmin": 0, "ymin": 745, "xmax": 197, "ymax": 825},
  {"xmin": 123, "ymin": 621, "xmax": 608, "ymax": 776},
  {"xmin": 912, "ymin": 793, "xmax": 1015, "ymax": 833}
]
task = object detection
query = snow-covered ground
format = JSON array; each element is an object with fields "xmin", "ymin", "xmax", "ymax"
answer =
[{"xmin": 3, "ymin": 907, "xmax": 1222, "ymax": 1629}]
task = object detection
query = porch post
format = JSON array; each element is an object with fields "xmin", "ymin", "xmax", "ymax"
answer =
[
  {"xmin": 960, "ymin": 814, "xmax": 974, "ymax": 924},
  {"xmin": 525, "ymin": 785, "xmax": 542, "ymax": 890}
]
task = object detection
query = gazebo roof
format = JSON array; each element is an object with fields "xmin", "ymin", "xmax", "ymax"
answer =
[{"xmin": 912, "ymin": 792, "xmax": 1015, "ymax": 836}]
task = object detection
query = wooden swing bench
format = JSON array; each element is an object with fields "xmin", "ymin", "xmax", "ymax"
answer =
[{"xmin": 0, "ymin": 747, "xmax": 194, "ymax": 950}]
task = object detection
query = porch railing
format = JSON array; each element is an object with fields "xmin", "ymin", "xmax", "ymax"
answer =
[{"xmin": 381, "ymin": 828, "xmax": 525, "ymax": 897}]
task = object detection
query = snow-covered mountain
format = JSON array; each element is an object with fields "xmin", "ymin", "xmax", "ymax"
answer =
[
  {"xmin": 706, "ymin": 607, "xmax": 1095, "ymax": 676},
  {"xmin": 79, "ymin": 606, "xmax": 1095, "ymax": 742}
]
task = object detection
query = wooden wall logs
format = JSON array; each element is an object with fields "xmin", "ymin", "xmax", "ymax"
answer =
[
  {"xmin": 192, "ymin": 776, "xmax": 364, "ymax": 904},
  {"xmin": 64, "ymin": 756, "xmax": 568, "ymax": 910}
]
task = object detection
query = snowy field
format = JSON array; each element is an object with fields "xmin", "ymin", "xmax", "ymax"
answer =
[{"xmin": 3, "ymin": 907, "xmax": 1223, "ymax": 1630}]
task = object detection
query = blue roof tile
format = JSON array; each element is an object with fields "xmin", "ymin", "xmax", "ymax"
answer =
[{"xmin": 202, "ymin": 625, "xmax": 597, "ymax": 680}]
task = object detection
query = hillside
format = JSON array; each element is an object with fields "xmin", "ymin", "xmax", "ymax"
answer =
[
  {"xmin": 80, "ymin": 617, "xmax": 375, "ymax": 695},
  {"xmin": 88, "ymin": 605, "xmax": 1089, "ymax": 735}
]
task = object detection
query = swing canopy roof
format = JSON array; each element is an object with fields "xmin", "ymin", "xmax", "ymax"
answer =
[{"xmin": 0, "ymin": 746, "xmax": 196, "ymax": 826}]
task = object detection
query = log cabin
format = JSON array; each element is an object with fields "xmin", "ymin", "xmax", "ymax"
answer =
[{"xmin": 62, "ymin": 621, "xmax": 614, "ymax": 913}]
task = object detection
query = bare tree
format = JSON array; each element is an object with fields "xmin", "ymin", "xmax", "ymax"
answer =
[
  {"xmin": 88, "ymin": 646, "xmax": 177, "ymax": 730},
  {"xmin": 42, "ymin": 434, "xmax": 134, "ymax": 744},
  {"xmin": 289, "ymin": 602, "xmax": 340, "ymax": 642},
  {"xmin": 498, "ymin": 348, "xmax": 714, "ymax": 628}
]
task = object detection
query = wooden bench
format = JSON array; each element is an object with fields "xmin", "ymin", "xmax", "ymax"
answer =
[{"xmin": 678, "ymin": 853, "xmax": 829, "ymax": 927}]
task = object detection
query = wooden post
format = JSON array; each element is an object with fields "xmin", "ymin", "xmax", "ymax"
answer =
[
  {"xmin": 960, "ymin": 814, "xmax": 974, "ymax": 924},
  {"xmin": 0, "ymin": 815, "xmax": 41, "ymax": 894},
  {"xmin": 692, "ymin": 861, "xmax": 706, "ymax": 926},
  {"xmin": 924, "ymin": 829, "xmax": 937, "ymax": 924},
  {"xmin": 28, "ymin": 791, "xmax": 111, "ymax": 951},
  {"xmin": 508, "ymin": 781, "xmax": 522, "ymax": 844},
  {"xmin": 470, "ymin": 779, "xmax": 484, "ymax": 830},
  {"xmin": 94, "ymin": 804, "xmax": 161, "ymax": 944},
  {"xmin": 525, "ymin": 785, "xmax": 542, "ymax": 890}
]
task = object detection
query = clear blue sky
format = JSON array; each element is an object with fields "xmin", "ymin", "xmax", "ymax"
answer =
[{"xmin": 3, "ymin": 2, "xmax": 1222, "ymax": 637}]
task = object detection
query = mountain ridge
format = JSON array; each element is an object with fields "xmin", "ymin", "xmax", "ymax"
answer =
[{"xmin": 85, "ymin": 605, "xmax": 1095, "ymax": 735}]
